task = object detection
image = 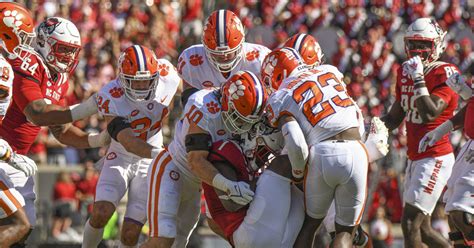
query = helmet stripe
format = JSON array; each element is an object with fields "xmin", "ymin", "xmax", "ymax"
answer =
[
  {"xmin": 132, "ymin": 45, "xmax": 145, "ymax": 72},
  {"xmin": 247, "ymin": 71, "xmax": 263, "ymax": 116},
  {"xmin": 139, "ymin": 46, "xmax": 148, "ymax": 71},
  {"xmin": 218, "ymin": 10, "xmax": 226, "ymax": 47},
  {"xmin": 295, "ymin": 34, "xmax": 308, "ymax": 54},
  {"xmin": 281, "ymin": 47, "xmax": 304, "ymax": 62},
  {"xmin": 223, "ymin": 10, "xmax": 227, "ymax": 46}
]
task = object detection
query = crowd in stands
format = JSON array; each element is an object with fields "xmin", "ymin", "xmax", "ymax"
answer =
[{"xmin": 17, "ymin": 0, "xmax": 472, "ymax": 245}]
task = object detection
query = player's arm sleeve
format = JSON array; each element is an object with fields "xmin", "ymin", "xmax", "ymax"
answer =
[{"xmin": 280, "ymin": 116, "xmax": 308, "ymax": 179}]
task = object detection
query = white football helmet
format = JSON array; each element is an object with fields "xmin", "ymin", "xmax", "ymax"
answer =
[
  {"xmin": 36, "ymin": 17, "xmax": 81, "ymax": 73},
  {"xmin": 404, "ymin": 18, "xmax": 446, "ymax": 65}
]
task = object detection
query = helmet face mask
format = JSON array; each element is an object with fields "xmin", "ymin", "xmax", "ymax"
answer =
[
  {"xmin": 118, "ymin": 45, "xmax": 160, "ymax": 102},
  {"xmin": 205, "ymin": 44, "xmax": 243, "ymax": 73},
  {"xmin": 405, "ymin": 38, "xmax": 435, "ymax": 62},
  {"xmin": 47, "ymin": 37, "xmax": 81, "ymax": 73},
  {"xmin": 222, "ymin": 101, "xmax": 260, "ymax": 134},
  {"xmin": 119, "ymin": 74, "xmax": 159, "ymax": 101}
]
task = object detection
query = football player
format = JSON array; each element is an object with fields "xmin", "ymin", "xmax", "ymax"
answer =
[
  {"xmin": 380, "ymin": 18, "xmax": 457, "ymax": 247},
  {"xmin": 262, "ymin": 47, "xmax": 369, "ymax": 247},
  {"xmin": 419, "ymin": 72, "xmax": 473, "ymax": 247},
  {"xmin": 203, "ymin": 139, "xmax": 305, "ymax": 248},
  {"xmin": 142, "ymin": 71, "xmax": 265, "ymax": 248},
  {"xmin": 0, "ymin": 14, "xmax": 107, "ymax": 246},
  {"xmin": 0, "ymin": 4, "xmax": 54, "ymax": 246},
  {"xmin": 282, "ymin": 34, "xmax": 383, "ymax": 247},
  {"xmin": 177, "ymin": 9, "xmax": 270, "ymax": 104},
  {"xmin": 78, "ymin": 45, "xmax": 180, "ymax": 248}
]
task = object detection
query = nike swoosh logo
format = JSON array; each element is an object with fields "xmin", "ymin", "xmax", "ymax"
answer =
[{"xmin": 160, "ymin": 96, "xmax": 167, "ymax": 103}]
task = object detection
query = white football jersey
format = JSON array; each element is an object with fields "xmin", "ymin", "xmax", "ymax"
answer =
[
  {"xmin": 0, "ymin": 54, "xmax": 13, "ymax": 118},
  {"xmin": 168, "ymin": 89, "xmax": 231, "ymax": 179},
  {"xmin": 97, "ymin": 59, "xmax": 180, "ymax": 156},
  {"xmin": 177, "ymin": 42, "xmax": 270, "ymax": 89},
  {"xmin": 267, "ymin": 65, "xmax": 360, "ymax": 145}
]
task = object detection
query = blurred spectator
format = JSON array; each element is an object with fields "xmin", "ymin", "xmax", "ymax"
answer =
[
  {"xmin": 76, "ymin": 166, "xmax": 99, "ymax": 215},
  {"xmin": 52, "ymin": 172, "xmax": 81, "ymax": 242},
  {"xmin": 370, "ymin": 207, "xmax": 393, "ymax": 248}
]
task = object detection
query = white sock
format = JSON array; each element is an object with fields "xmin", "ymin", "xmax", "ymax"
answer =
[{"xmin": 82, "ymin": 219, "xmax": 104, "ymax": 248}]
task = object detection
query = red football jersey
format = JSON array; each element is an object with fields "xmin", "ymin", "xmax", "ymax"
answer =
[
  {"xmin": 396, "ymin": 62, "xmax": 459, "ymax": 160},
  {"xmin": 202, "ymin": 140, "xmax": 251, "ymax": 242},
  {"xmin": 465, "ymin": 96, "xmax": 474, "ymax": 140},
  {"xmin": 0, "ymin": 53, "xmax": 69, "ymax": 154}
]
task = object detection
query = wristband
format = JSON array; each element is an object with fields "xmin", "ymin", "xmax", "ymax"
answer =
[{"xmin": 414, "ymin": 87, "xmax": 430, "ymax": 99}]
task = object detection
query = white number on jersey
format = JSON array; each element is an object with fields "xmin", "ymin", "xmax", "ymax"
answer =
[{"xmin": 400, "ymin": 94, "xmax": 422, "ymax": 124}]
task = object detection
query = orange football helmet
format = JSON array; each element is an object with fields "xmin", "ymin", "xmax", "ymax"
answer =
[
  {"xmin": 202, "ymin": 9, "xmax": 245, "ymax": 73},
  {"xmin": 221, "ymin": 71, "xmax": 267, "ymax": 134},
  {"xmin": 284, "ymin": 33, "xmax": 323, "ymax": 68},
  {"xmin": 118, "ymin": 45, "xmax": 160, "ymax": 101},
  {"xmin": 261, "ymin": 47, "xmax": 307, "ymax": 93},
  {"xmin": 0, "ymin": 2, "xmax": 35, "ymax": 60}
]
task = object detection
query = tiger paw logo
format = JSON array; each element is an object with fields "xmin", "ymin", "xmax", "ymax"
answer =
[
  {"xmin": 189, "ymin": 54, "xmax": 203, "ymax": 66},
  {"xmin": 206, "ymin": 101, "xmax": 220, "ymax": 114},
  {"xmin": 158, "ymin": 64, "xmax": 169, "ymax": 76},
  {"xmin": 229, "ymin": 80, "xmax": 246, "ymax": 99},
  {"xmin": 246, "ymin": 50, "xmax": 260, "ymax": 61},
  {"xmin": 109, "ymin": 87, "xmax": 124, "ymax": 98},
  {"xmin": 262, "ymin": 54, "xmax": 277, "ymax": 77},
  {"xmin": 3, "ymin": 10, "xmax": 24, "ymax": 31}
]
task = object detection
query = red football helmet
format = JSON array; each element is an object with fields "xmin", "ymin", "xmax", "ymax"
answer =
[
  {"xmin": 284, "ymin": 33, "xmax": 324, "ymax": 68},
  {"xmin": 221, "ymin": 71, "xmax": 267, "ymax": 134},
  {"xmin": 202, "ymin": 9, "xmax": 245, "ymax": 73},
  {"xmin": 261, "ymin": 47, "xmax": 307, "ymax": 93},
  {"xmin": 118, "ymin": 45, "xmax": 160, "ymax": 101},
  {"xmin": 0, "ymin": 2, "xmax": 35, "ymax": 60}
]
